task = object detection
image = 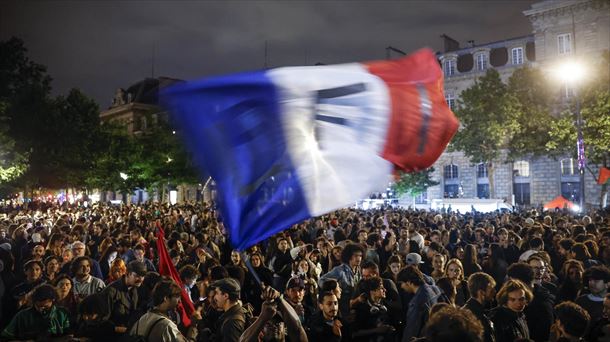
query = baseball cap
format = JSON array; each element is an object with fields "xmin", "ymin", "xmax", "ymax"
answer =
[
  {"xmin": 127, "ymin": 260, "xmax": 147, "ymax": 276},
  {"xmin": 405, "ymin": 253, "xmax": 424, "ymax": 266},
  {"xmin": 212, "ymin": 278, "xmax": 241, "ymax": 297},
  {"xmin": 286, "ymin": 277, "xmax": 305, "ymax": 290}
]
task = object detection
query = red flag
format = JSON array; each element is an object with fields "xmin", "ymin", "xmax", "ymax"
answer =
[
  {"xmin": 598, "ymin": 167, "xmax": 610, "ymax": 185},
  {"xmin": 156, "ymin": 223, "xmax": 195, "ymax": 326}
]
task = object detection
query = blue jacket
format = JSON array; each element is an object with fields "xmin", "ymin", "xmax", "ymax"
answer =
[{"xmin": 402, "ymin": 283, "xmax": 441, "ymax": 342}]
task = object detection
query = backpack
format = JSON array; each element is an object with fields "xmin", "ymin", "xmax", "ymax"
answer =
[{"xmin": 119, "ymin": 317, "xmax": 165, "ymax": 342}]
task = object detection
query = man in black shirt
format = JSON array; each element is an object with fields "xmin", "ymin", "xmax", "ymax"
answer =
[{"xmin": 463, "ymin": 272, "xmax": 496, "ymax": 342}]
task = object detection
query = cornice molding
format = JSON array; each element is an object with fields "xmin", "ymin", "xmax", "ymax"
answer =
[{"xmin": 524, "ymin": 1, "xmax": 603, "ymax": 23}]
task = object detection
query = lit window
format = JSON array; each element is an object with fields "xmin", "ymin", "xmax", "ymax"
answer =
[
  {"xmin": 560, "ymin": 158, "xmax": 577, "ymax": 176},
  {"xmin": 444, "ymin": 164, "xmax": 459, "ymax": 179},
  {"xmin": 511, "ymin": 47, "xmax": 524, "ymax": 65},
  {"xmin": 558, "ymin": 33, "xmax": 572, "ymax": 55},
  {"xmin": 513, "ymin": 183, "xmax": 530, "ymax": 205},
  {"xmin": 444, "ymin": 59, "xmax": 456, "ymax": 77},
  {"xmin": 513, "ymin": 161, "xmax": 530, "ymax": 177},
  {"xmin": 445, "ymin": 92, "xmax": 456, "ymax": 110},
  {"xmin": 415, "ymin": 192, "xmax": 428, "ymax": 204},
  {"xmin": 477, "ymin": 184, "xmax": 490, "ymax": 199},
  {"xmin": 477, "ymin": 163, "xmax": 488, "ymax": 178},
  {"xmin": 476, "ymin": 53, "xmax": 487, "ymax": 71}
]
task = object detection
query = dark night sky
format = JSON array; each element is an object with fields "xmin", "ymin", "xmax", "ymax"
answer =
[{"xmin": 2, "ymin": 0, "xmax": 537, "ymax": 108}]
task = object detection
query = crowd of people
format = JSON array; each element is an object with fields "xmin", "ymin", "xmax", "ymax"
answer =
[{"xmin": 0, "ymin": 200, "xmax": 609, "ymax": 342}]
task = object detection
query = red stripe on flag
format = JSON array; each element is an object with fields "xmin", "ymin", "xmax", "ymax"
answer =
[
  {"xmin": 599, "ymin": 167, "xmax": 610, "ymax": 185},
  {"xmin": 364, "ymin": 48, "xmax": 459, "ymax": 172},
  {"xmin": 156, "ymin": 223, "xmax": 195, "ymax": 327}
]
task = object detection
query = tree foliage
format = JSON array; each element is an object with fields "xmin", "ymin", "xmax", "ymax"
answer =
[
  {"xmin": 545, "ymin": 51, "xmax": 610, "ymax": 169},
  {"xmin": 450, "ymin": 69, "xmax": 520, "ymax": 198},
  {"xmin": 392, "ymin": 168, "xmax": 439, "ymax": 197},
  {"xmin": 506, "ymin": 67, "xmax": 555, "ymax": 159}
]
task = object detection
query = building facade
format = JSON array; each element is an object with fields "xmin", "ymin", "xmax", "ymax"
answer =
[
  {"xmin": 422, "ymin": 0, "xmax": 609, "ymax": 209},
  {"xmin": 99, "ymin": 77, "xmax": 212, "ymax": 203}
]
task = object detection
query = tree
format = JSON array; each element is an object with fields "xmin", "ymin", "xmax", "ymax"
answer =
[
  {"xmin": 26, "ymin": 88, "xmax": 103, "ymax": 189},
  {"xmin": 450, "ymin": 69, "xmax": 520, "ymax": 198},
  {"xmin": 506, "ymin": 67, "xmax": 555, "ymax": 159},
  {"xmin": 392, "ymin": 167, "xmax": 439, "ymax": 197},
  {"xmin": 546, "ymin": 51, "xmax": 610, "ymax": 206},
  {"xmin": 0, "ymin": 102, "xmax": 28, "ymax": 183},
  {"xmin": 0, "ymin": 37, "xmax": 52, "ymax": 193}
]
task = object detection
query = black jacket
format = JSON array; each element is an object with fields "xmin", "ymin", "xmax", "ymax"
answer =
[
  {"xmin": 214, "ymin": 302, "xmax": 245, "ymax": 342},
  {"xmin": 463, "ymin": 298, "xmax": 495, "ymax": 342},
  {"xmin": 525, "ymin": 284, "xmax": 555, "ymax": 342},
  {"xmin": 101, "ymin": 277, "xmax": 141, "ymax": 333},
  {"xmin": 307, "ymin": 311, "xmax": 344, "ymax": 342},
  {"xmin": 489, "ymin": 306, "xmax": 529, "ymax": 342}
]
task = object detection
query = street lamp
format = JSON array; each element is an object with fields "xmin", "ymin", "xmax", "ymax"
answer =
[{"xmin": 555, "ymin": 60, "xmax": 587, "ymax": 212}]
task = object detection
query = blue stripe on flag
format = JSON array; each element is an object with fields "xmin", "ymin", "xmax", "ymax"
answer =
[{"xmin": 162, "ymin": 71, "xmax": 310, "ymax": 250}]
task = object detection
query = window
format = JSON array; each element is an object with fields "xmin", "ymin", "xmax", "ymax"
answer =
[
  {"xmin": 477, "ymin": 163, "xmax": 488, "ymax": 178},
  {"xmin": 415, "ymin": 191, "xmax": 428, "ymax": 204},
  {"xmin": 513, "ymin": 161, "xmax": 530, "ymax": 177},
  {"xmin": 477, "ymin": 184, "xmax": 490, "ymax": 199},
  {"xmin": 444, "ymin": 184, "xmax": 459, "ymax": 198},
  {"xmin": 558, "ymin": 33, "xmax": 572, "ymax": 55},
  {"xmin": 511, "ymin": 47, "xmax": 524, "ymax": 65},
  {"xmin": 444, "ymin": 164, "xmax": 459, "ymax": 179},
  {"xmin": 561, "ymin": 158, "xmax": 577, "ymax": 176},
  {"xmin": 476, "ymin": 53, "xmax": 487, "ymax": 71},
  {"xmin": 444, "ymin": 59, "xmax": 456, "ymax": 76},
  {"xmin": 513, "ymin": 183, "xmax": 531, "ymax": 205},
  {"xmin": 445, "ymin": 92, "xmax": 456, "ymax": 110},
  {"xmin": 561, "ymin": 181, "xmax": 580, "ymax": 203}
]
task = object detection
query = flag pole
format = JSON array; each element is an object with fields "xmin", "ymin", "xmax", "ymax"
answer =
[{"xmin": 242, "ymin": 251, "xmax": 263, "ymax": 287}]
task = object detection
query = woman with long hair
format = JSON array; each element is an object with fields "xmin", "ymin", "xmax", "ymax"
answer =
[
  {"xmin": 98, "ymin": 245, "xmax": 118, "ymax": 280},
  {"xmin": 381, "ymin": 255, "xmax": 403, "ymax": 284},
  {"xmin": 443, "ymin": 258, "xmax": 470, "ymax": 306},
  {"xmin": 54, "ymin": 274, "xmax": 79, "ymax": 318},
  {"xmin": 483, "ymin": 243, "xmax": 509, "ymax": 290},
  {"xmin": 557, "ymin": 259, "xmax": 584, "ymax": 302},
  {"xmin": 106, "ymin": 258, "xmax": 127, "ymax": 284},
  {"xmin": 463, "ymin": 244, "xmax": 482, "ymax": 277}
]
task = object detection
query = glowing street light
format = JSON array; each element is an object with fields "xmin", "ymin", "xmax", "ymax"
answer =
[
  {"xmin": 555, "ymin": 61, "xmax": 586, "ymax": 84},
  {"xmin": 554, "ymin": 60, "xmax": 587, "ymax": 212}
]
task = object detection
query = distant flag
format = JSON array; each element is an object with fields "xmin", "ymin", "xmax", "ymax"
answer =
[
  {"xmin": 156, "ymin": 223, "xmax": 195, "ymax": 326},
  {"xmin": 162, "ymin": 48, "xmax": 459, "ymax": 251},
  {"xmin": 598, "ymin": 167, "xmax": 610, "ymax": 184}
]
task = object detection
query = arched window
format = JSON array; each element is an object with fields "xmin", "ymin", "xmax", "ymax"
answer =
[
  {"xmin": 560, "ymin": 158, "xmax": 577, "ymax": 176},
  {"xmin": 477, "ymin": 163, "xmax": 488, "ymax": 178},
  {"xmin": 444, "ymin": 164, "xmax": 459, "ymax": 179},
  {"xmin": 513, "ymin": 161, "xmax": 530, "ymax": 177}
]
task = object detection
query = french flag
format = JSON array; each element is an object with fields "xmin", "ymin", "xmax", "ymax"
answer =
[{"xmin": 162, "ymin": 48, "xmax": 458, "ymax": 250}]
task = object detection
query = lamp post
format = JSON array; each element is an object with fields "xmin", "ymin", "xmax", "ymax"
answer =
[{"xmin": 556, "ymin": 61, "xmax": 586, "ymax": 212}]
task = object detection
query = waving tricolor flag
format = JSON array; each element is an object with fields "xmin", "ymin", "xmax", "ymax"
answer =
[{"xmin": 162, "ymin": 48, "xmax": 458, "ymax": 250}]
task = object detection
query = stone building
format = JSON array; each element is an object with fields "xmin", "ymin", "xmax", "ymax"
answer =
[
  {"xmin": 421, "ymin": 0, "xmax": 609, "ymax": 209},
  {"xmin": 99, "ymin": 77, "xmax": 212, "ymax": 203}
]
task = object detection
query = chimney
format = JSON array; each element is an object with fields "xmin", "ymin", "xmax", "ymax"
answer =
[
  {"xmin": 468, "ymin": 40, "xmax": 475, "ymax": 48},
  {"xmin": 440, "ymin": 34, "xmax": 460, "ymax": 53}
]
